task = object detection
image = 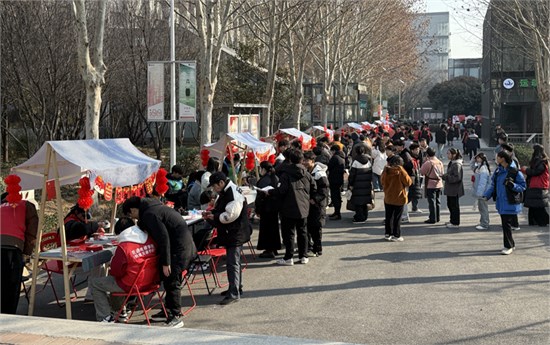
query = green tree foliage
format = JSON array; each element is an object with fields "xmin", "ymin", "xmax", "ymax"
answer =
[{"xmin": 428, "ymin": 76, "xmax": 481, "ymax": 115}]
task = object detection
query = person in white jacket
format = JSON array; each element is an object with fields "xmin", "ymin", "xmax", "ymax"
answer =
[
  {"xmin": 471, "ymin": 153, "xmax": 491, "ymax": 230},
  {"xmin": 372, "ymin": 142, "xmax": 387, "ymax": 192}
]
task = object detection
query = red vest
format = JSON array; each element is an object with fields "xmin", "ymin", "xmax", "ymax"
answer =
[
  {"xmin": 529, "ymin": 164, "xmax": 550, "ymax": 189},
  {"xmin": 0, "ymin": 200, "xmax": 27, "ymax": 241},
  {"xmin": 116, "ymin": 237, "xmax": 158, "ymax": 291}
]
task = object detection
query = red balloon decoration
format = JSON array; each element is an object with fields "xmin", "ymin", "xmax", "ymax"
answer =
[
  {"xmin": 245, "ymin": 152, "xmax": 255, "ymax": 171},
  {"xmin": 77, "ymin": 176, "xmax": 94, "ymax": 210},
  {"xmin": 155, "ymin": 168, "xmax": 169, "ymax": 196},
  {"xmin": 4, "ymin": 174, "xmax": 22, "ymax": 206}
]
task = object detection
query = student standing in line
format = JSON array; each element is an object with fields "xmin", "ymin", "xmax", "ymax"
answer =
[
  {"xmin": 471, "ymin": 153, "xmax": 492, "ymax": 230},
  {"xmin": 442, "ymin": 148, "xmax": 464, "ymax": 229},
  {"xmin": 381, "ymin": 156, "xmax": 412, "ymax": 242},
  {"xmin": 522, "ymin": 144, "xmax": 550, "ymax": 227},
  {"xmin": 420, "ymin": 148, "xmax": 444, "ymax": 224},
  {"xmin": 484, "ymin": 151, "xmax": 526, "ymax": 255}
]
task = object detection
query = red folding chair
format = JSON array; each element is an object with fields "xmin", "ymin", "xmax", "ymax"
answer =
[
  {"xmin": 112, "ymin": 256, "xmax": 166, "ymax": 326},
  {"xmin": 198, "ymin": 228, "xmax": 227, "ymax": 288},
  {"xmin": 151, "ymin": 268, "xmax": 197, "ymax": 317},
  {"xmin": 39, "ymin": 232, "xmax": 80, "ymax": 307}
]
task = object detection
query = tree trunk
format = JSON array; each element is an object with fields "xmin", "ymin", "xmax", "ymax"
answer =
[
  {"xmin": 85, "ymin": 83, "xmax": 102, "ymax": 139},
  {"xmin": 542, "ymin": 99, "xmax": 550, "ymax": 155}
]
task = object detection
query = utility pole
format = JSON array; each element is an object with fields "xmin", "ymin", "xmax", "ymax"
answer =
[{"xmin": 169, "ymin": 0, "xmax": 176, "ymax": 168}]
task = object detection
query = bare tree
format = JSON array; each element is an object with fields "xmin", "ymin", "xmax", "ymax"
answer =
[{"xmin": 72, "ymin": 0, "xmax": 107, "ymax": 140}]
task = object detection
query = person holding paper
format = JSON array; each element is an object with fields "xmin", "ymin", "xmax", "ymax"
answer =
[{"xmin": 254, "ymin": 161, "xmax": 281, "ymax": 259}]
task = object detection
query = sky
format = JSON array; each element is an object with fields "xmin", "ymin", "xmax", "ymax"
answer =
[{"xmin": 423, "ymin": 0, "xmax": 487, "ymax": 59}]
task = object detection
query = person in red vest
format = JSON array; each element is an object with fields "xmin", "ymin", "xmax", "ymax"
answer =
[
  {"xmin": 0, "ymin": 192, "xmax": 38, "ymax": 314},
  {"xmin": 90, "ymin": 217, "xmax": 158, "ymax": 323}
]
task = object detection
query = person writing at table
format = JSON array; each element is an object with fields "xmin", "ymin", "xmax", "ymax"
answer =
[
  {"xmin": 122, "ymin": 196, "xmax": 196, "ymax": 328},
  {"xmin": 90, "ymin": 217, "xmax": 158, "ymax": 323},
  {"xmin": 62, "ymin": 204, "xmax": 106, "ymax": 241}
]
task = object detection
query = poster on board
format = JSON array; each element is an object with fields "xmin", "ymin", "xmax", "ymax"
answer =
[
  {"xmin": 228, "ymin": 115, "xmax": 239, "ymax": 133},
  {"xmin": 147, "ymin": 63, "xmax": 164, "ymax": 121},
  {"xmin": 178, "ymin": 62, "xmax": 196, "ymax": 122}
]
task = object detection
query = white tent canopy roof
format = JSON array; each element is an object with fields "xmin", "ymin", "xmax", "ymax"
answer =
[
  {"xmin": 306, "ymin": 126, "xmax": 334, "ymax": 135},
  {"xmin": 203, "ymin": 132, "xmax": 275, "ymax": 161},
  {"xmin": 12, "ymin": 139, "xmax": 161, "ymax": 190},
  {"xmin": 277, "ymin": 128, "xmax": 313, "ymax": 141}
]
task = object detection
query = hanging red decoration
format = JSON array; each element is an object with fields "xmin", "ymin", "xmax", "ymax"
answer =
[
  {"xmin": 115, "ymin": 187, "xmax": 124, "ymax": 205},
  {"xmin": 325, "ymin": 132, "xmax": 330, "ymax": 138},
  {"xmin": 144, "ymin": 177, "xmax": 154, "ymax": 195},
  {"xmin": 245, "ymin": 152, "xmax": 255, "ymax": 171},
  {"xmin": 268, "ymin": 154, "xmax": 276, "ymax": 165},
  {"xmin": 310, "ymin": 137, "xmax": 317, "ymax": 148},
  {"xmin": 4, "ymin": 175, "xmax": 22, "ymax": 206},
  {"xmin": 200, "ymin": 149, "xmax": 210, "ymax": 167},
  {"xmin": 94, "ymin": 176, "xmax": 105, "ymax": 190},
  {"xmin": 104, "ymin": 183, "xmax": 113, "ymax": 201},
  {"xmin": 155, "ymin": 168, "xmax": 169, "ymax": 196},
  {"xmin": 77, "ymin": 176, "xmax": 94, "ymax": 210}
]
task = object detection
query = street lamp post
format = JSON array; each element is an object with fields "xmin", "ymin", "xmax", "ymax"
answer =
[{"xmin": 379, "ymin": 67, "xmax": 387, "ymax": 118}]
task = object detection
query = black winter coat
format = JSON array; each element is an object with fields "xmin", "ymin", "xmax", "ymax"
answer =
[
  {"xmin": 254, "ymin": 173, "xmax": 279, "ymax": 215},
  {"xmin": 348, "ymin": 153, "xmax": 373, "ymax": 206},
  {"xmin": 328, "ymin": 150, "xmax": 345, "ymax": 186},
  {"xmin": 271, "ymin": 163, "xmax": 316, "ymax": 219},
  {"xmin": 400, "ymin": 149, "xmax": 414, "ymax": 176},
  {"xmin": 138, "ymin": 198, "xmax": 197, "ymax": 269},
  {"xmin": 209, "ymin": 180, "xmax": 251, "ymax": 247},
  {"xmin": 308, "ymin": 163, "xmax": 330, "ymax": 228},
  {"xmin": 435, "ymin": 129, "xmax": 447, "ymax": 144},
  {"xmin": 408, "ymin": 154, "xmax": 423, "ymax": 201}
]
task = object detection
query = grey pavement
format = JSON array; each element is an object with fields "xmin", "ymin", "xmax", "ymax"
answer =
[{"xmin": 4, "ymin": 141, "xmax": 549, "ymax": 345}]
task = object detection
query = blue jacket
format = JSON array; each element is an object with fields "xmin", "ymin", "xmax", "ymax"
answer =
[{"xmin": 484, "ymin": 165, "xmax": 526, "ymax": 215}]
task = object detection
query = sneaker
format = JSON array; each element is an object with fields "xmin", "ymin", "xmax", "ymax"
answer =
[
  {"xmin": 410, "ymin": 209, "xmax": 423, "ymax": 213},
  {"xmin": 446, "ymin": 223, "xmax": 459, "ymax": 229},
  {"xmin": 353, "ymin": 220, "xmax": 366, "ymax": 224},
  {"xmin": 300, "ymin": 257, "xmax": 309, "ymax": 264},
  {"xmin": 501, "ymin": 247, "xmax": 514, "ymax": 255},
  {"xmin": 165, "ymin": 315, "xmax": 184, "ymax": 328},
  {"xmin": 275, "ymin": 258, "xmax": 294, "ymax": 266},
  {"xmin": 306, "ymin": 251, "xmax": 317, "ymax": 257},
  {"xmin": 219, "ymin": 297, "xmax": 239, "ymax": 305},
  {"xmin": 118, "ymin": 308, "xmax": 129, "ymax": 322},
  {"xmin": 390, "ymin": 236, "xmax": 404, "ymax": 242},
  {"xmin": 511, "ymin": 226, "xmax": 520, "ymax": 231},
  {"xmin": 401, "ymin": 218, "xmax": 410, "ymax": 224},
  {"xmin": 316, "ymin": 251, "xmax": 322, "ymax": 256},
  {"xmin": 384, "ymin": 235, "xmax": 392, "ymax": 241},
  {"xmin": 150, "ymin": 310, "xmax": 169, "ymax": 322},
  {"xmin": 475, "ymin": 225, "xmax": 488, "ymax": 230},
  {"xmin": 101, "ymin": 315, "xmax": 115, "ymax": 323}
]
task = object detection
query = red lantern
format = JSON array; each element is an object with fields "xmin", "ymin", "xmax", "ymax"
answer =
[
  {"xmin": 245, "ymin": 152, "xmax": 255, "ymax": 171},
  {"xmin": 268, "ymin": 154, "xmax": 276, "ymax": 165},
  {"xmin": 200, "ymin": 149, "xmax": 210, "ymax": 167},
  {"xmin": 77, "ymin": 176, "xmax": 94, "ymax": 210},
  {"xmin": 324, "ymin": 132, "xmax": 330, "ymax": 138},
  {"xmin": 310, "ymin": 137, "xmax": 317, "ymax": 148},
  {"xmin": 4, "ymin": 174, "xmax": 22, "ymax": 206},
  {"xmin": 155, "ymin": 168, "xmax": 169, "ymax": 196}
]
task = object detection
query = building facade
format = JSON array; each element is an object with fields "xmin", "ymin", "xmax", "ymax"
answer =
[
  {"xmin": 416, "ymin": 12, "xmax": 450, "ymax": 84},
  {"xmin": 448, "ymin": 58, "xmax": 482, "ymax": 79},
  {"xmin": 481, "ymin": 1, "xmax": 542, "ymax": 145}
]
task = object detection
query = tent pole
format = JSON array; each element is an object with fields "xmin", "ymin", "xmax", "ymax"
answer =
[
  {"xmin": 28, "ymin": 144, "xmax": 53, "ymax": 316},
  {"xmin": 51, "ymin": 148, "xmax": 72, "ymax": 319},
  {"xmin": 229, "ymin": 143, "xmax": 237, "ymax": 184},
  {"xmin": 109, "ymin": 201, "xmax": 117, "ymax": 234}
]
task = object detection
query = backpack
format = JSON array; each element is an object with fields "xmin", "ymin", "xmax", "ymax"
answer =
[{"xmin": 505, "ymin": 168, "xmax": 523, "ymax": 205}]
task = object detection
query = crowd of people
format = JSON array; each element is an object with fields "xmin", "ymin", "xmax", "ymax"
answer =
[{"xmin": 1, "ymin": 119, "xmax": 548, "ymax": 329}]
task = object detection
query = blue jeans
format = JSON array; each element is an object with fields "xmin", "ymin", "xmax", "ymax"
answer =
[
  {"xmin": 373, "ymin": 174, "xmax": 382, "ymax": 191},
  {"xmin": 225, "ymin": 245, "xmax": 242, "ymax": 299}
]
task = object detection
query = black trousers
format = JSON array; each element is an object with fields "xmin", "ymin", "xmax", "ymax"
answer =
[
  {"xmin": 500, "ymin": 214, "xmax": 517, "ymax": 249},
  {"xmin": 447, "ymin": 195, "xmax": 460, "ymax": 225},
  {"xmin": 528, "ymin": 207, "xmax": 549, "ymax": 226},
  {"xmin": 281, "ymin": 217, "xmax": 308, "ymax": 260},
  {"xmin": 163, "ymin": 255, "xmax": 185, "ymax": 317},
  {"xmin": 354, "ymin": 204, "xmax": 368, "ymax": 222},
  {"xmin": 384, "ymin": 203, "xmax": 404, "ymax": 238},
  {"xmin": 306, "ymin": 224, "xmax": 323, "ymax": 254},
  {"xmin": 330, "ymin": 184, "xmax": 343, "ymax": 215},
  {"xmin": 1, "ymin": 245, "xmax": 24, "ymax": 314},
  {"xmin": 426, "ymin": 188, "xmax": 441, "ymax": 222}
]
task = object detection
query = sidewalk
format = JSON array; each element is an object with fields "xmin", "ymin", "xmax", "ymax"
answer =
[{"xmin": 6, "ymin": 156, "xmax": 549, "ymax": 345}]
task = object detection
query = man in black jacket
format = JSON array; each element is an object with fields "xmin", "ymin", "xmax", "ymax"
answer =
[
  {"xmin": 203, "ymin": 172, "xmax": 251, "ymax": 305},
  {"xmin": 122, "ymin": 196, "xmax": 196, "ymax": 328},
  {"xmin": 328, "ymin": 144, "xmax": 345, "ymax": 220},
  {"xmin": 269, "ymin": 149, "xmax": 316, "ymax": 265},
  {"xmin": 303, "ymin": 152, "xmax": 329, "ymax": 256}
]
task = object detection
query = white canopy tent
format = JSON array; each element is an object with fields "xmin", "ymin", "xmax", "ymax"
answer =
[
  {"xmin": 11, "ymin": 139, "xmax": 161, "ymax": 319},
  {"xmin": 306, "ymin": 126, "xmax": 334, "ymax": 140}
]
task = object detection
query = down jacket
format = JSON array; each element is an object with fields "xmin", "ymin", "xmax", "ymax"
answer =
[
  {"xmin": 484, "ymin": 165, "xmax": 526, "ymax": 215},
  {"xmin": 348, "ymin": 153, "xmax": 373, "ymax": 206},
  {"xmin": 271, "ymin": 163, "xmax": 316, "ymax": 219},
  {"xmin": 471, "ymin": 161, "xmax": 491, "ymax": 198},
  {"xmin": 381, "ymin": 165, "xmax": 413, "ymax": 206},
  {"xmin": 209, "ymin": 179, "xmax": 251, "ymax": 247},
  {"xmin": 524, "ymin": 158, "xmax": 549, "ymax": 208},
  {"xmin": 308, "ymin": 163, "xmax": 330, "ymax": 228}
]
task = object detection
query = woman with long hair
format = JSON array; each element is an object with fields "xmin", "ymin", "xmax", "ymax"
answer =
[
  {"xmin": 442, "ymin": 148, "xmax": 464, "ymax": 229},
  {"xmin": 255, "ymin": 161, "xmax": 282, "ymax": 258},
  {"xmin": 523, "ymin": 144, "xmax": 549, "ymax": 226},
  {"xmin": 471, "ymin": 153, "xmax": 491, "ymax": 230}
]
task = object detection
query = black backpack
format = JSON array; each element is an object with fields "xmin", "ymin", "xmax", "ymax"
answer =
[{"xmin": 504, "ymin": 168, "xmax": 523, "ymax": 205}]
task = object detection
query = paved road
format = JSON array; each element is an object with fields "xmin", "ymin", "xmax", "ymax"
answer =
[{"xmin": 7, "ymin": 145, "xmax": 550, "ymax": 345}]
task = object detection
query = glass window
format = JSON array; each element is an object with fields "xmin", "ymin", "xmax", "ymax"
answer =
[
  {"xmin": 455, "ymin": 68, "xmax": 464, "ymax": 77},
  {"xmin": 469, "ymin": 67, "xmax": 480, "ymax": 78}
]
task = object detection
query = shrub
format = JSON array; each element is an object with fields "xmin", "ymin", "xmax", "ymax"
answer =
[{"xmin": 513, "ymin": 144, "xmax": 532, "ymax": 167}]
